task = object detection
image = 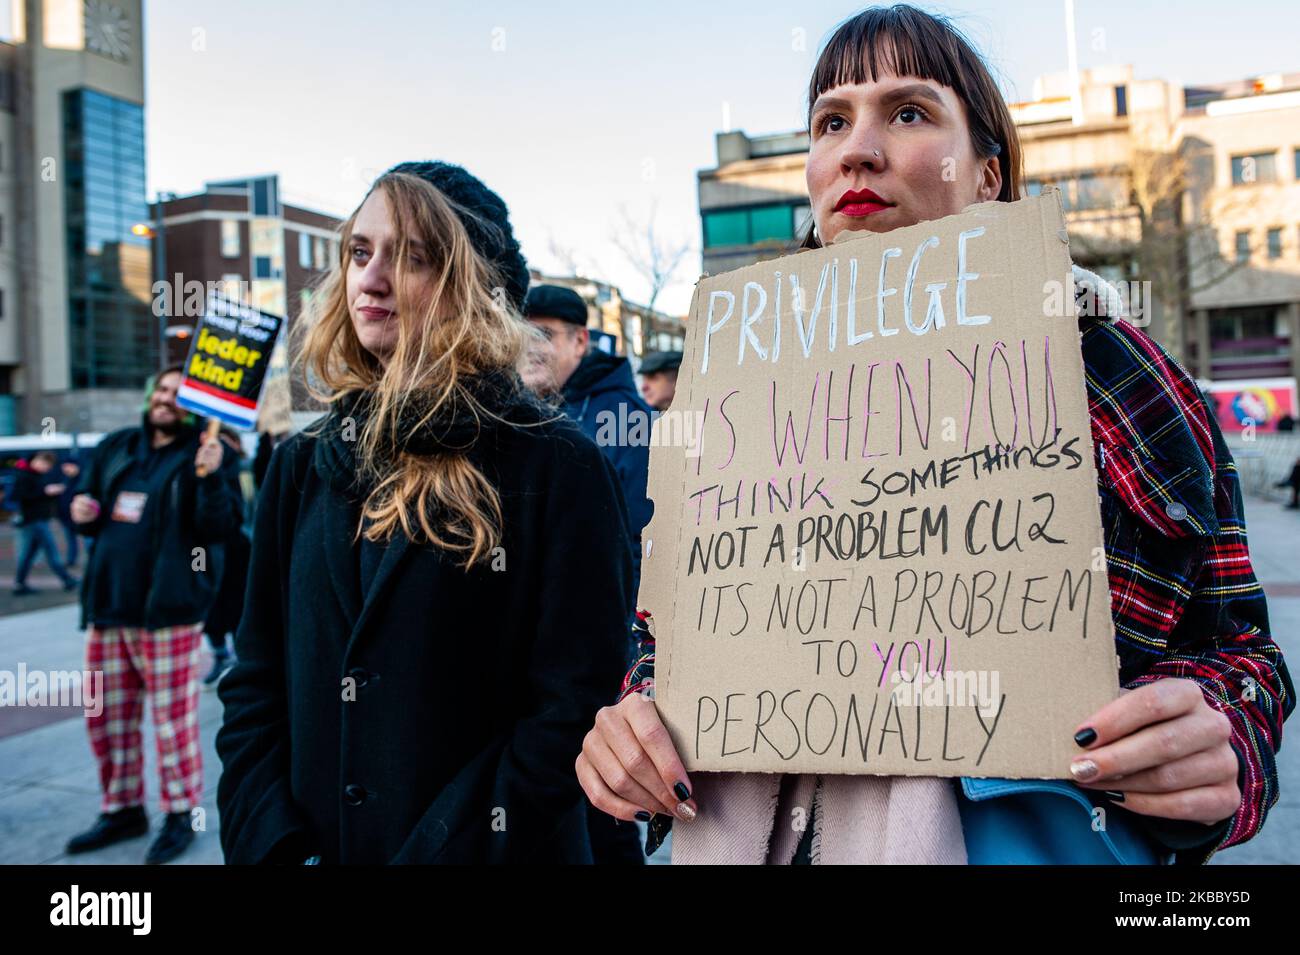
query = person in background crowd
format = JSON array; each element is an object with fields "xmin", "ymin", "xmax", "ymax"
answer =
[
  {"xmin": 57, "ymin": 458, "xmax": 83, "ymax": 569},
  {"xmin": 1277, "ymin": 459, "xmax": 1300, "ymax": 509},
  {"xmin": 203, "ymin": 427, "xmax": 252, "ymax": 686},
  {"xmin": 216, "ymin": 161, "xmax": 632, "ymax": 864},
  {"xmin": 11, "ymin": 451, "xmax": 79, "ymax": 597},
  {"xmin": 520, "ymin": 284, "xmax": 653, "ymax": 586},
  {"xmin": 577, "ymin": 4, "xmax": 1292, "ymax": 866},
  {"xmin": 636, "ymin": 350, "xmax": 682, "ymax": 412},
  {"xmin": 64, "ymin": 366, "xmax": 244, "ymax": 864},
  {"xmin": 520, "ymin": 284, "xmax": 653, "ymax": 866},
  {"xmin": 252, "ymin": 430, "xmax": 286, "ymax": 492}
]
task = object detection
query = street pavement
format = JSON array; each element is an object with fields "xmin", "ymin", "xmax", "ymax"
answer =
[{"xmin": 0, "ymin": 493, "xmax": 1296, "ymax": 865}]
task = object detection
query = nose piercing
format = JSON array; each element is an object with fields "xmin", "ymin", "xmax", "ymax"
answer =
[{"xmin": 873, "ymin": 149, "xmax": 881, "ymax": 158}]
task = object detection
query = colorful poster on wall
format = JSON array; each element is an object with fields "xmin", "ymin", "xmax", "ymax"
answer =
[{"xmin": 1204, "ymin": 378, "xmax": 1298, "ymax": 433}]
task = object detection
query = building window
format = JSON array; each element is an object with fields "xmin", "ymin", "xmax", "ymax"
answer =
[
  {"xmin": 1209, "ymin": 306, "xmax": 1279, "ymax": 354},
  {"xmin": 793, "ymin": 204, "xmax": 813, "ymax": 236},
  {"xmin": 1230, "ymin": 152, "xmax": 1276, "ymax": 185},
  {"xmin": 749, "ymin": 205, "xmax": 792, "ymax": 243},
  {"xmin": 254, "ymin": 256, "xmax": 274, "ymax": 279},
  {"xmin": 1114, "ymin": 85, "xmax": 1127, "ymax": 118},
  {"xmin": 1022, "ymin": 174, "xmax": 1126, "ymax": 211},
  {"xmin": 1234, "ymin": 230, "xmax": 1251, "ymax": 263},
  {"xmin": 1073, "ymin": 173, "xmax": 1128, "ymax": 210},
  {"xmin": 221, "ymin": 220, "xmax": 241, "ymax": 258},
  {"xmin": 298, "ymin": 232, "xmax": 312, "ymax": 268},
  {"xmin": 251, "ymin": 177, "xmax": 279, "ymax": 217},
  {"xmin": 703, "ymin": 203, "xmax": 804, "ymax": 249},
  {"xmin": 313, "ymin": 237, "xmax": 327, "ymax": 271},
  {"xmin": 704, "ymin": 209, "xmax": 749, "ymax": 247},
  {"xmin": 61, "ymin": 88, "xmax": 154, "ymax": 388},
  {"xmin": 1267, "ymin": 228, "xmax": 1283, "ymax": 259}
]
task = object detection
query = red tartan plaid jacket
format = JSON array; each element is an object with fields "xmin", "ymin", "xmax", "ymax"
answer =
[{"xmin": 620, "ymin": 301, "xmax": 1294, "ymax": 863}]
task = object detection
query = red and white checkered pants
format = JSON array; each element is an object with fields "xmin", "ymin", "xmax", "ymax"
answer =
[{"xmin": 84, "ymin": 622, "xmax": 204, "ymax": 813}]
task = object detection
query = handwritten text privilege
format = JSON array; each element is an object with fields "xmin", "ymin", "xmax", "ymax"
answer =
[{"xmin": 647, "ymin": 198, "xmax": 1120, "ymax": 777}]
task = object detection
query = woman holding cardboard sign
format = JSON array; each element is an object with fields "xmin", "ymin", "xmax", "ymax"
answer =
[
  {"xmin": 215, "ymin": 162, "xmax": 636, "ymax": 863},
  {"xmin": 577, "ymin": 4, "xmax": 1292, "ymax": 864}
]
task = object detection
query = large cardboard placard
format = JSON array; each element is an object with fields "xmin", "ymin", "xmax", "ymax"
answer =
[{"xmin": 639, "ymin": 194, "xmax": 1119, "ymax": 778}]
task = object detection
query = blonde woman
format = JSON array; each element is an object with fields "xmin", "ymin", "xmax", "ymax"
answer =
[{"xmin": 216, "ymin": 163, "xmax": 635, "ymax": 864}]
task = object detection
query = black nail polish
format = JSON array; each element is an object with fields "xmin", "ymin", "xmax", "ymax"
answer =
[
  {"xmin": 1074, "ymin": 727, "xmax": 1097, "ymax": 747},
  {"xmin": 634, "ymin": 810, "xmax": 652, "ymax": 822},
  {"xmin": 1103, "ymin": 790, "xmax": 1125, "ymax": 803},
  {"xmin": 673, "ymin": 781, "xmax": 691, "ymax": 801}
]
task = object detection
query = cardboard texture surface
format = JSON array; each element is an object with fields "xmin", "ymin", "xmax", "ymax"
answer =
[{"xmin": 638, "ymin": 194, "xmax": 1120, "ymax": 778}]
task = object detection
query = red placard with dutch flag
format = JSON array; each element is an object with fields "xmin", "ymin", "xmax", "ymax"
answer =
[{"xmin": 175, "ymin": 293, "xmax": 285, "ymax": 431}]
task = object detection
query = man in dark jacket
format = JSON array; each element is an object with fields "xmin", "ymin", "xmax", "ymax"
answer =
[
  {"xmin": 63, "ymin": 365, "xmax": 244, "ymax": 864},
  {"xmin": 11, "ymin": 451, "xmax": 79, "ymax": 596},
  {"xmin": 521, "ymin": 284, "xmax": 652, "ymax": 865},
  {"xmin": 521, "ymin": 285, "xmax": 653, "ymax": 569},
  {"xmin": 637, "ymin": 350, "xmax": 682, "ymax": 412}
]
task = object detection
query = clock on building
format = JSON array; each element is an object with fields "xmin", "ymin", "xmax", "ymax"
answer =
[{"xmin": 83, "ymin": 0, "xmax": 132, "ymax": 62}]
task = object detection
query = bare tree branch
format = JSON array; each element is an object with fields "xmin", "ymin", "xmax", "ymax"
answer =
[
  {"xmin": 610, "ymin": 201, "xmax": 692, "ymax": 316},
  {"xmin": 546, "ymin": 233, "xmax": 588, "ymax": 278}
]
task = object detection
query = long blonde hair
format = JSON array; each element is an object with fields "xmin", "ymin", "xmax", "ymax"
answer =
[{"xmin": 299, "ymin": 171, "xmax": 532, "ymax": 568}]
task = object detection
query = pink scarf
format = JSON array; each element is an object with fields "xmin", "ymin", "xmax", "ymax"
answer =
[{"xmin": 670, "ymin": 772, "xmax": 967, "ymax": 864}]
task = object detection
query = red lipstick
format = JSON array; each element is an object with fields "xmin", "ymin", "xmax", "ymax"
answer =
[{"xmin": 834, "ymin": 188, "xmax": 894, "ymax": 217}]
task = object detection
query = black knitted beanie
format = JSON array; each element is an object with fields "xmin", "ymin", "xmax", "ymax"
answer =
[{"xmin": 382, "ymin": 161, "xmax": 530, "ymax": 311}]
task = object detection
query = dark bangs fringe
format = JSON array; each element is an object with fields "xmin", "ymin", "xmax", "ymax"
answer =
[
  {"xmin": 807, "ymin": 5, "xmax": 1003, "ymax": 161},
  {"xmin": 799, "ymin": 5, "xmax": 1022, "ymax": 248}
]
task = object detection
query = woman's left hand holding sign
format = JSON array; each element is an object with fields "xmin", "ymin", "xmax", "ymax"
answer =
[{"xmin": 1070, "ymin": 678, "xmax": 1241, "ymax": 825}]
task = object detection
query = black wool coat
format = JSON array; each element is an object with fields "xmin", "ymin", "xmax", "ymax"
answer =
[{"xmin": 216, "ymin": 405, "xmax": 634, "ymax": 864}]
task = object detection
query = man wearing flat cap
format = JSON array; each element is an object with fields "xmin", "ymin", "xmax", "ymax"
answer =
[
  {"xmin": 637, "ymin": 350, "xmax": 682, "ymax": 412},
  {"xmin": 521, "ymin": 283, "xmax": 652, "ymax": 867},
  {"xmin": 520, "ymin": 285, "xmax": 652, "ymax": 582}
]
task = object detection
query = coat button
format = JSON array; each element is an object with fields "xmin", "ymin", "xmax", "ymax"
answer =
[
  {"xmin": 1165, "ymin": 502, "xmax": 1187, "ymax": 521},
  {"xmin": 344, "ymin": 784, "xmax": 367, "ymax": 807},
  {"xmin": 347, "ymin": 667, "xmax": 370, "ymax": 688}
]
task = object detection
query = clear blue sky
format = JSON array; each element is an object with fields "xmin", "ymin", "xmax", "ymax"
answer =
[{"xmin": 143, "ymin": 0, "xmax": 1299, "ymax": 315}]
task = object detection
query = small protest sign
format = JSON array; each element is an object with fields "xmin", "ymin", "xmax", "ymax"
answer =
[
  {"xmin": 175, "ymin": 293, "xmax": 284, "ymax": 431},
  {"xmin": 637, "ymin": 193, "xmax": 1119, "ymax": 779}
]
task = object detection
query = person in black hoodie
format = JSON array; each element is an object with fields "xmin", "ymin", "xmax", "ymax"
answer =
[
  {"xmin": 64, "ymin": 366, "xmax": 244, "ymax": 864},
  {"xmin": 215, "ymin": 162, "xmax": 632, "ymax": 864}
]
